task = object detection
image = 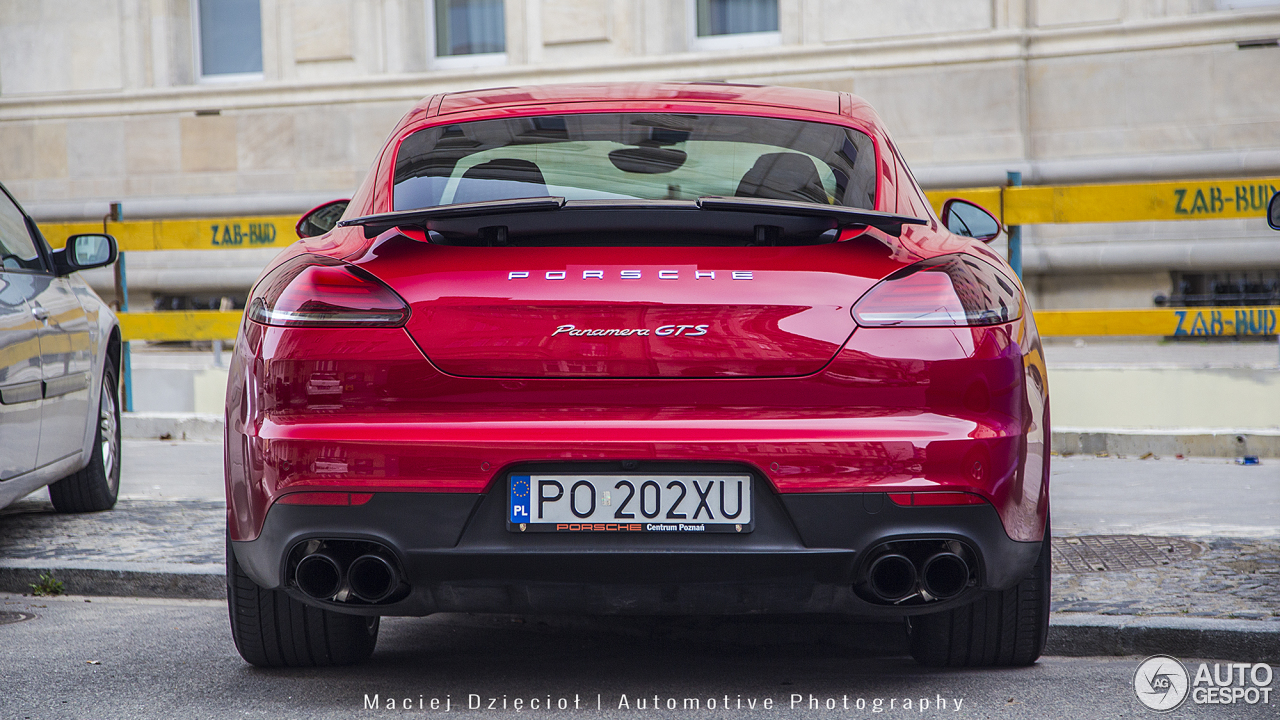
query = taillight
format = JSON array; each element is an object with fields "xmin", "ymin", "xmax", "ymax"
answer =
[
  {"xmin": 852, "ymin": 254, "xmax": 1021, "ymax": 327},
  {"xmin": 247, "ymin": 255, "xmax": 409, "ymax": 327}
]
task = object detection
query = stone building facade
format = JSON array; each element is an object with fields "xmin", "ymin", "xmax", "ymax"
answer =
[{"xmin": 2, "ymin": 0, "xmax": 1279, "ymax": 310}]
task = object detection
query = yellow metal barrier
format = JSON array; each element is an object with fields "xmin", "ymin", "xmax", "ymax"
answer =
[
  {"xmin": 43, "ymin": 216, "xmax": 297, "ymax": 252},
  {"xmin": 928, "ymin": 177, "xmax": 1279, "ymax": 224},
  {"xmin": 56, "ymin": 176, "xmax": 1277, "ymax": 343},
  {"xmin": 115, "ymin": 307, "xmax": 1278, "ymax": 341},
  {"xmin": 1035, "ymin": 307, "xmax": 1277, "ymax": 338},
  {"xmin": 119, "ymin": 310, "xmax": 243, "ymax": 342},
  {"xmin": 34, "ymin": 175, "xmax": 1279, "ymax": 255}
]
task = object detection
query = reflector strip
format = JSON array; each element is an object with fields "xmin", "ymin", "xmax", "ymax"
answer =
[
  {"xmin": 277, "ymin": 492, "xmax": 374, "ymax": 506},
  {"xmin": 888, "ymin": 492, "xmax": 986, "ymax": 507}
]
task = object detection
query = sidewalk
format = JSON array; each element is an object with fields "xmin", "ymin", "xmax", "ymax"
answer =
[{"xmin": 1, "ymin": 440, "xmax": 1276, "ymax": 660}]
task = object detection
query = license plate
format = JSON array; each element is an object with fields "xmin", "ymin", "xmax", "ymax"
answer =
[{"xmin": 507, "ymin": 474, "xmax": 753, "ymax": 533}]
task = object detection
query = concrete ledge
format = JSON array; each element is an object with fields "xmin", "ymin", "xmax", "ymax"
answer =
[
  {"xmin": 1054, "ymin": 428, "xmax": 1280, "ymax": 459},
  {"xmin": 0, "ymin": 560, "xmax": 225, "ymax": 600},
  {"xmin": 123, "ymin": 412, "xmax": 223, "ymax": 442},
  {"xmin": 1048, "ymin": 613, "xmax": 1280, "ymax": 663}
]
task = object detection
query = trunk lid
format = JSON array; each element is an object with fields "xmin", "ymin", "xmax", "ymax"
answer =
[{"xmin": 356, "ymin": 240, "xmax": 893, "ymax": 379}]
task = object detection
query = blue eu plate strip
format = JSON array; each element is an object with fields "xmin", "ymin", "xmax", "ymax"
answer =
[{"xmin": 509, "ymin": 475, "xmax": 532, "ymax": 524}]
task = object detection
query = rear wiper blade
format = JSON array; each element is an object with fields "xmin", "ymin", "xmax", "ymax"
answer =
[
  {"xmin": 696, "ymin": 196, "xmax": 927, "ymax": 235},
  {"xmin": 338, "ymin": 196, "xmax": 566, "ymax": 232}
]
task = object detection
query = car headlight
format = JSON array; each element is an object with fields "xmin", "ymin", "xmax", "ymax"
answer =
[
  {"xmin": 852, "ymin": 254, "xmax": 1022, "ymax": 328},
  {"xmin": 247, "ymin": 255, "xmax": 410, "ymax": 327}
]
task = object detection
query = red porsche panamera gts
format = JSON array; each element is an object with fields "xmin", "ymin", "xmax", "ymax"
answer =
[{"xmin": 224, "ymin": 83, "xmax": 1050, "ymax": 668}]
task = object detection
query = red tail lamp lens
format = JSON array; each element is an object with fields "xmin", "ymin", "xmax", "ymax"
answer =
[
  {"xmin": 248, "ymin": 255, "xmax": 409, "ymax": 327},
  {"xmin": 888, "ymin": 492, "xmax": 987, "ymax": 507},
  {"xmin": 853, "ymin": 254, "xmax": 1021, "ymax": 327}
]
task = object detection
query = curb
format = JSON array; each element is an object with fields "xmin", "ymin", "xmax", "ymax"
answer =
[
  {"xmin": 3, "ymin": 559, "xmax": 1276, "ymax": 661},
  {"xmin": 1054, "ymin": 428, "xmax": 1280, "ymax": 459},
  {"xmin": 0, "ymin": 560, "xmax": 225, "ymax": 600},
  {"xmin": 123, "ymin": 412, "xmax": 223, "ymax": 442},
  {"xmin": 1047, "ymin": 613, "xmax": 1279, "ymax": 663}
]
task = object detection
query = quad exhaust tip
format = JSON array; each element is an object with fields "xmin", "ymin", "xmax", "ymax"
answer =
[
  {"xmin": 291, "ymin": 541, "xmax": 405, "ymax": 604},
  {"xmin": 295, "ymin": 552, "xmax": 343, "ymax": 600},
  {"xmin": 866, "ymin": 553, "xmax": 918, "ymax": 603},
  {"xmin": 920, "ymin": 552, "xmax": 970, "ymax": 600},
  {"xmin": 858, "ymin": 541, "xmax": 975, "ymax": 605},
  {"xmin": 348, "ymin": 553, "xmax": 400, "ymax": 603}
]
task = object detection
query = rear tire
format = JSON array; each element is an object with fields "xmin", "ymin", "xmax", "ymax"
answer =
[
  {"xmin": 908, "ymin": 524, "xmax": 1051, "ymax": 667},
  {"xmin": 227, "ymin": 534, "xmax": 379, "ymax": 667},
  {"xmin": 49, "ymin": 363, "xmax": 121, "ymax": 513}
]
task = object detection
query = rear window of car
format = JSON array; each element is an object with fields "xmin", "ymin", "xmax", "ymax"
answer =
[{"xmin": 392, "ymin": 113, "xmax": 877, "ymax": 212}]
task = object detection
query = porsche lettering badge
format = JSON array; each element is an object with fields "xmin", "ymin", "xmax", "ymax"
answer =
[
  {"xmin": 508, "ymin": 270, "xmax": 754, "ymax": 281},
  {"xmin": 552, "ymin": 324, "xmax": 710, "ymax": 338}
]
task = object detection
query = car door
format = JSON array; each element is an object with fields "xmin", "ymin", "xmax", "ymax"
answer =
[
  {"xmin": 0, "ymin": 189, "xmax": 47, "ymax": 479},
  {"xmin": 27, "ymin": 222, "xmax": 96, "ymax": 468}
]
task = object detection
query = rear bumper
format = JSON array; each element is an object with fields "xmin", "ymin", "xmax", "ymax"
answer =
[
  {"xmin": 231, "ymin": 475, "xmax": 1042, "ymax": 618},
  {"xmin": 230, "ymin": 409, "xmax": 1046, "ymax": 542}
]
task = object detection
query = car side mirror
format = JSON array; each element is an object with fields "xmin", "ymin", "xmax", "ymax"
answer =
[
  {"xmin": 1269, "ymin": 191, "xmax": 1280, "ymax": 231},
  {"xmin": 296, "ymin": 199, "xmax": 350, "ymax": 238},
  {"xmin": 55, "ymin": 234, "xmax": 117, "ymax": 276},
  {"xmin": 941, "ymin": 198, "xmax": 1002, "ymax": 243}
]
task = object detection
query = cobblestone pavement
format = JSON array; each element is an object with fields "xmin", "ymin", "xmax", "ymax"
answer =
[
  {"xmin": 2, "ymin": 496, "xmax": 1276, "ymax": 621},
  {"xmin": 0, "ymin": 497, "xmax": 224, "ymax": 566},
  {"xmin": 1052, "ymin": 537, "xmax": 1280, "ymax": 621}
]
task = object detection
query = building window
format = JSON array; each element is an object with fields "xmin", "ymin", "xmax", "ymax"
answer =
[
  {"xmin": 434, "ymin": 0, "xmax": 506, "ymax": 58},
  {"xmin": 1216, "ymin": 0, "xmax": 1280, "ymax": 9},
  {"xmin": 695, "ymin": 0, "xmax": 778, "ymax": 37},
  {"xmin": 197, "ymin": 0, "xmax": 264, "ymax": 79}
]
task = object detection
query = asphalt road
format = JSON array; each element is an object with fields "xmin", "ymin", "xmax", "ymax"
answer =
[{"xmin": 2, "ymin": 594, "xmax": 1271, "ymax": 720}]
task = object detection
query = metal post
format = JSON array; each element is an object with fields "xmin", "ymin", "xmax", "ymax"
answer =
[
  {"xmin": 106, "ymin": 201, "xmax": 132, "ymax": 412},
  {"xmin": 1006, "ymin": 171, "xmax": 1023, "ymax": 279},
  {"xmin": 118, "ymin": 251, "xmax": 133, "ymax": 412}
]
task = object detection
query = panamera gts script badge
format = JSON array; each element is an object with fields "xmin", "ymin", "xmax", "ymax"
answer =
[
  {"xmin": 509, "ymin": 270, "xmax": 754, "ymax": 280},
  {"xmin": 552, "ymin": 324, "xmax": 710, "ymax": 338}
]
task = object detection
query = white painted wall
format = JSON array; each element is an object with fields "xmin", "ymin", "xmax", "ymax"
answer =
[
  {"xmin": 1052, "ymin": 367, "xmax": 1280, "ymax": 430},
  {"xmin": 2, "ymin": 0, "xmax": 1279, "ymax": 309}
]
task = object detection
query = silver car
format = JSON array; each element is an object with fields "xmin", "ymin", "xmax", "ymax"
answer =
[{"xmin": 0, "ymin": 181, "xmax": 122, "ymax": 511}]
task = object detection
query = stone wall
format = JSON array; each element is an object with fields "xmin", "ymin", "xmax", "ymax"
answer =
[{"xmin": 2, "ymin": 0, "xmax": 1279, "ymax": 309}]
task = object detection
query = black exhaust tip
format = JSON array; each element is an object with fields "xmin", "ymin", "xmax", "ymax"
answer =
[
  {"xmin": 295, "ymin": 553, "xmax": 343, "ymax": 600},
  {"xmin": 920, "ymin": 552, "xmax": 970, "ymax": 600},
  {"xmin": 867, "ymin": 553, "xmax": 917, "ymax": 602},
  {"xmin": 347, "ymin": 554, "xmax": 399, "ymax": 603}
]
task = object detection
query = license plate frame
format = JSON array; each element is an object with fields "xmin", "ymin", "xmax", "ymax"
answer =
[{"xmin": 507, "ymin": 473, "xmax": 754, "ymax": 533}]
